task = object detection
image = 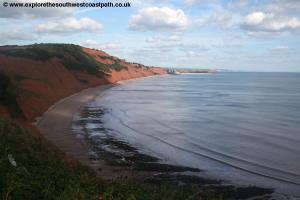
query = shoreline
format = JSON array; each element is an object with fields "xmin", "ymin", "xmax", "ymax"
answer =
[
  {"xmin": 36, "ymin": 75, "xmax": 170, "ymax": 179},
  {"xmin": 36, "ymin": 83, "xmax": 149, "ymax": 179},
  {"xmin": 36, "ymin": 76, "xmax": 274, "ymax": 199},
  {"xmin": 36, "ymin": 84, "xmax": 110, "ymax": 172}
]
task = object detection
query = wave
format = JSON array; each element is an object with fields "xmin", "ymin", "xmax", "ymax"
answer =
[{"xmin": 108, "ymin": 111, "xmax": 300, "ymax": 186}]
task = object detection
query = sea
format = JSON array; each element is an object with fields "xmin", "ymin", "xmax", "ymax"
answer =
[{"xmin": 74, "ymin": 72, "xmax": 300, "ymax": 198}]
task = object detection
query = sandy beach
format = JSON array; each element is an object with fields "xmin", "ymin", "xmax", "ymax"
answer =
[
  {"xmin": 36, "ymin": 85, "xmax": 114, "ymax": 178},
  {"xmin": 36, "ymin": 83, "xmax": 155, "ymax": 180}
]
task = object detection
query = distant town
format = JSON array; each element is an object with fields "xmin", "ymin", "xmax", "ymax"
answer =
[{"xmin": 167, "ymin": 68, "xmax": 217, "ymax": 74}]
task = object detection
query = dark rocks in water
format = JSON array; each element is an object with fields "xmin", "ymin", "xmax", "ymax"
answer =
[
  {"xmin": 80, "ymin": 106, "xmax": 109, "ymax": 118},
  {"xmin": 75, "ymin": 119, "xmax": 103, "ymax": 125},
  {"xmin": 145, "ymin": 174, "xmax": 221, "ymax": 185},
  {"xmin": 204, "ymin": 185, "xmax": 273, "ymax": 200},
  {"xmin": 145, "ymin": 174, "xmax": 273, "ymax": 200},
  {"xmin": 101, "ymin": 138, "xmax": 138, "ymax": 152},
  {"xmin": 74, "ymin": 105, "xmax": 274, "ymax": 200},
  {"xmin": 125, "ymin": 153, "xmax": 159, "ymax": 163},
  {"xmin": 134, "ymin": 162, "xmax": 201, "ymax": 172}
]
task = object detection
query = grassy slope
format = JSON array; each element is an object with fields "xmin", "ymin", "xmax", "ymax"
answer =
[
  {"xmin": 0, "ymin": 44, "xmax": 114, "ymax": 74},
  {"xmin": 0, "ymin": 118, "xmax": 222, "ymax": 200}
]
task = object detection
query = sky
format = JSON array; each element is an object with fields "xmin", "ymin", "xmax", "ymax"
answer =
[{"xmin": 0, "ymin": 0, "xmax": 300, "ymax": 72}]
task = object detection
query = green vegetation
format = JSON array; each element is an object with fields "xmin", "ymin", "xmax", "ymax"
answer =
[
  {"xmin": 0, "ymin": 118, "xmax": 228, "ymax": 200},
  {"xmin": 110, "ymin": 61, "xmax": 127, "ymax": 71},
  {"xmin": 0, "ymin": 74, "xmax": 22, "ymax": 117},
  {"xmin": 96, "ymin": 55, "xmax": 127, "ymax": 71},
  {"xmin": 0, "ymin": 44, "xmax": 112, "ymax": 74},
  {"xmin": 13, "ymin": 75, "xmax": 30, "ymax": 82}
]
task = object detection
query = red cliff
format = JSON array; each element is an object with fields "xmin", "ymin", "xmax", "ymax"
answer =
[{"xmin": 0, "ymin": 44, "xmax": 167, "ymax": 121}]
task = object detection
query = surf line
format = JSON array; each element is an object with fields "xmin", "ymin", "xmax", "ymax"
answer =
[{"xmin": 109, "ymin": 111, "xmax": 300, "ymax": 186}]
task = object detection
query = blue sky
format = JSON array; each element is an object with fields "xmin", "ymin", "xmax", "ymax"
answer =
[{"xmin": 0, "ymin": 0, "xmax": 300, "ymax": 72}]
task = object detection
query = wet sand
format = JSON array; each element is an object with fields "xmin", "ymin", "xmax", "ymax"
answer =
[
  {"xmin": 36, "ymin": 85, "xmax": 104, "ymax": 167},
  {"xmin": 36, "ymin": 84, "xmax": 155, "ymax": 180},
  {"xmin": 36, "ymin": 85, "xmax": 116, "ymax": 178}
]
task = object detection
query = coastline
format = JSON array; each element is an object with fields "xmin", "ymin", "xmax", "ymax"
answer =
[
  {"xmin": 36, "ymin": 85, "xmax": 109, "ymax": 173},
  {"xmin": 36, "ymin": 83, "xmax": 147, "ymax": 179},
  {"xmin": 36, "ymin": 75, "xmax": 169, "ymax": 179},
  {"xmin": 36, "ymin": 75, "xmax": 274, "ymax": 199}
]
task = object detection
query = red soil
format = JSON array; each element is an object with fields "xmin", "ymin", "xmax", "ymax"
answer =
[
  {"xmin": 83, "ymin": 48, "xmax": 167, "ymax": 83},
  {"xmin": 0, "ymin": 47, "xmax": 166, "ymax": 121}
]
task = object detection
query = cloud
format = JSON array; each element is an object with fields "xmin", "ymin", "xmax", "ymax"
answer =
[
  {"xmin": 182, "ymin": 50, "xmax": 206, "ymax": 59},
  {"xmin": 241, "ymin": 11, "xmax": 300, "ymax": 33},
  {"xmin": 146, "ymin": 33, "xmax": 183, "ymax": 43},
  {"xmin": 246, "ymin": 31, "xmax": 277, "ymax": 38},
  {"xmin": 266, "ymin": 0, "xmax": 300, "ymax": 13},
  {"xmin": 0, "ymin": 30, "xmax": 37, "ymax": 41},
  {"xmin": 80, "ymin": 40, "xmax": 120, "ymax": 51},
  {"xmin": 129, "ymin": 7, "xmax": 189, "ymax": 32},
  {"xmin": 229, "ymin": 0, "xmax": 248, "ymax": 8},
  {"xmin": 273, "ymin": 45, "xmax": 289, "ymax": 51},
  {"xmin": 0, "ymin": 0, "xmax": 75, "ymax": 19},
  {"xmin": 98, "ymin": 43, "xmax": 120, "ymax": 50},
  {"xmin": 184, "ymin": 0, "xmax": 214, "ymax": 6},
  {"xmin": 144, "ymin": 34, "xmax": 209, "ymax": 56},
  {"xmin": 196, "ymin": 12, "xmax": 235, "ymax": 28},
  {"xmin": 179, "ymin": 43, "xmax": 209, "ymax": 52},
  {"xmin": 35, "ymin": 17, "xmax": 102, "ymax": 34},
  {"xmin": 133, "ymin": 0, "xmax": 170, "ymax": 7},
  {"xmin": 80, "ymin": 39, "xmax": 98, "ymax": 47}
]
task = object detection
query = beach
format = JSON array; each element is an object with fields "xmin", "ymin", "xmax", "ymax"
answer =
[
  {"xmin": 36, "ymin": 74, "xmax": 285, "ymax": 199},
  {"xmin": 36, "ymin": 76, "xmax": 201, "ymax": 180},
  {"xmin": 36, "ymin": 84, "xmax": 118, "ymax": 179},
  {"xmin": 35, "ymin": 78, "xmax": 182, "ymax": 180}
]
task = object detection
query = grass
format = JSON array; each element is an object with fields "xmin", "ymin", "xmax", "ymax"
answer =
[
  {"xmin": 0, "ymin": 117, "xmax": 228, "ymax": 200},
  {"xmin": 0, "ymin": 44, "xmax": 114, "ymax": 74},
  {"xmin": 110, "ymin": 61, "xmax": 127, "ymax": 71},
  {"xmin": 96, "ymin": 55, "xmax": 127, "ymax": 71},
  {"xmin": 0, "ymin": 118, "xmax": 101, "ymax": 200}
]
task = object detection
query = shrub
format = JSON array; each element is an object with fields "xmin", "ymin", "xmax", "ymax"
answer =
[
  {"xmin": 0, "ymin": 118, "xmax": 223, "ymax": 200},
  {"xmin": 0, "ymin": 44, "xmax": 111, "ymax": 74},
  {"xmin": 0, "ymin": 73, "xmax": 22, "ymax": 117}
]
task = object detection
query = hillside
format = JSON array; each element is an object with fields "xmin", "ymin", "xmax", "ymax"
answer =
[
  {"xmin": 0, "ymin": 117, "xmax": 221, "ymax": 200},
  {"xmin": 0, "ymin": 44, "xmax": 275, "ymax": 200},
  {"xmin": 0, "ymin": 44, "xmax": 166, "ymax": 121}
]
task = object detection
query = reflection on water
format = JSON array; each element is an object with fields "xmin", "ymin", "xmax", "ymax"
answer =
[{"xmin": 90, "ymin": 73, "xmax": 300, "ymax": 196}]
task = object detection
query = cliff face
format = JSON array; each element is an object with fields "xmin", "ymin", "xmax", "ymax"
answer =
[
  {"xmin": 83, "ymin": 48, "xmax": 166, "ymax": 83},
  {"xmin": 0, "ymin": 44, "xmax": 166, "ymax": 121}
]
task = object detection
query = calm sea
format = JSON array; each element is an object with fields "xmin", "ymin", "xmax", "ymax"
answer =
[{"xmin": 77, "ymin": 73, "xmax": 300, "ymax": 196}]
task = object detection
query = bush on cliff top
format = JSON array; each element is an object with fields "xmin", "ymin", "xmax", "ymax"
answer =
[
  {"xmin": 110, "ymin": 60, "xmax": 128, "ymax": 71},
  {"xmin": 0, "ymin": 44, "xmax": 115, "ymax": 74}
]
